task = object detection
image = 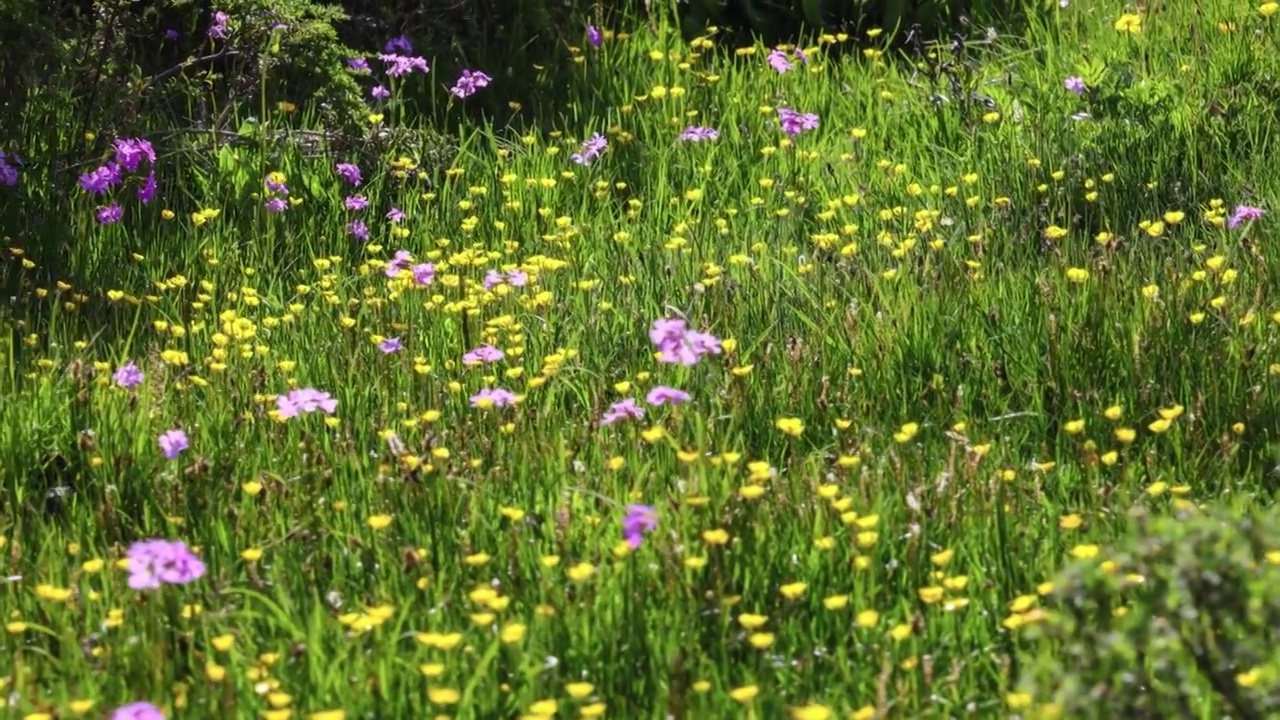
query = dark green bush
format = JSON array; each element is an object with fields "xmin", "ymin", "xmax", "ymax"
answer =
[
  {"xmin": 671, "ymin": 0, "xmax": 1045, "ymax": 45},
  {"xmin": 1013, "ymin": 504, "xmax": 1280, "ymax": 719}
]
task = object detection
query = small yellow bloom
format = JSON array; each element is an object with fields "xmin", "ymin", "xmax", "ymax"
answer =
[
  {"xmin": 366, "ymin": 514, "xmax": 393, "ymax": 530},
  {"xmin": 779, "ymin": 581, "xmax": 807, "ymax": 599},
  {"xmin": 1114, "ymin": 13, "xmax": 1142, "ymax": 33},
  {"xmin": 729, "ymin": 685, "xmax": 759, "ymax": 703},
  {"xmin": 427, "ymin": 688, "xmax": 461, "ymax": 705},
  {"xmin": 790, "ymin": 704, "xmax": 833, "ymax": 720},
  {"xmin": 1070, "ymin": 544, "xmax": 1100, "ymax": 560},
  {"xmin": 775, "ymin": 417, "xmax": 805, "ymax": 437}
]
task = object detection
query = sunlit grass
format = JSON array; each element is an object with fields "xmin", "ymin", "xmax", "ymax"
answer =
[{"xmin": 2, "ymin": 2, "xmax": 1280, "ymax": 718}]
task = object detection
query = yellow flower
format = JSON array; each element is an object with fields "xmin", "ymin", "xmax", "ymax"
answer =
[
  {"xmin": 790, "ymin": 704, "xmax": 833, "ymax": 720},
  {"xmin": 748, "ymin": 632, "xmax": 775, "ymax": 649},
  {"xmin": 1261, "ymin": 2, "xmax": 1279, "ymax": 18},
  {"xmin": 702, "ymin": 528, "xmax": 730, "ymax": 545},
  {"xmin": 499, "ymin": 623, "xmax": 526, "ymax": 643},
  {"xmin": 1005, "ymin": 693, "xmax": 1033, "ymax": 710},
  {"xmin": 738, "ymin": 613, "xmax": 769, "ymax": 630},
  {"xmin": 1065, "ymin": 267, "xmax": 1089, "ymax": 284},
  {"xmin": 729, "ymin": 685, "xmax": 759, "ymax": 703},
  {"xmin": 854, "ymin": 610, "xmax": 880, "ymax": 629},
  {"xmin": 307, "ymin": 712, "xmax": 345, "ymax": 720},
  {"xmin": 1070, "ymin": 544, "xmax": 1100, "ymax": 559},
  {"xmin": 366, "ymin": 514, "xmax": 393, "ymax": 530},
  {"xmin": 851, "ymin": 706, "xmax": 876, "ymax": 720},
  {"xmin": 1059, "ymin": 514, "xmax": 1083, "ymax": 530},
  {"xmin": 893, "ymin": 422, "xmax": 919, "ymax": 443},
  {"xmin": 775, "ymin": 417, "xmax": 805, "ymax": 437},
  {"xmin": 779, "ymin": 582, "xmax": 807, "ymax": 599},
  {"xmin": 567, "ymin": 562, "xmax": 595, "ymax": 581},
  {"xmin": 1114, "ymin": 13, "xmax": 1142, "ymax": 33},
  {"xmin": 1063, "ymin": 419, "xmax": 1085, "ymax": 434},
  {"xmin": 918, "ymin": 586, "xmax": 944, "ymax": 603},
  {"xmin": 565, "ymin": 682, "xmax": 594, "ymax": 699},
  {"xmin": 427, "ymin": 688, "xmax": 461, "ymax": 705}
]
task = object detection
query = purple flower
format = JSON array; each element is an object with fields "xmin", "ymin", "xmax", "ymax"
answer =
[
  {"xmin": 347, "ymin": 57, "xmax": 369, "ymax": 72},
  {"xmin": 335, "ymin": 162, "xmax": 362, "ymax": 187},
  {"xmin": 451, "ymin": 69, "xmax": 492, "ymax": 99},
  {"xmin": 276, "ymin": 388, "xmax": 338, "ymax": 419},
  {"xmin": 265, "ymin": 174, "xmax": 288, "ymax": 194},
  {"xmin": 264, "ymin": 197, "xmax": 287, "ymax": 213},
  {"xmin": 1228, "ymin": 204, "xmax": 1265, "ymax": 229},
  {"xmin": 0, "ymin": 151, "xmax": 19, "ymax": 186},
  {"xmin": 164, "ymin": 28, "xmax": 180, "ymax": 41},
  {"xmin": 646, "ymin": 385, "xmax": 691, "ymax": 406},
  {"xmin": 386, "ymin": 249, "xmax": 413, "ymax": 277},
  {"xmin": 1063, "ymin": 76, "xmax": 1086, "ymax": 94},
  {"xmin": 79, "ymin": 163, "xmax": 122, "ymax": 195},
  {"xmin": 767, "ymin": 48, "xmax": 795, "ymax": 73},
  {"xmin": 470, "ymin": 387, "xmax": 517, "ymax": 409},
  {"xmin": 649, "ymin": 318, "xmax": 722, "ymax": 366},
  {"xmin": 571, "ymin": 133, "xmax": 608, "ymax": 166},
  {"xmin": 125, "ymin": 540, "xmax": 205, "ymax": 590},
  {"xmin": 157, "ymin": 429, "xmax": 188, "ymax": 459},
  {"xmin": 506, "ymin": 269, "xmax": 528, "ymax": 287},
  {"xmin": 386, "ymin": 207, "xmax": 406, "ymax": 223},
  {"xmin": 112, "ymin": 701, "xmax": 166, "ymax": 720},
  {"xmin": 411, "ymin": 263, "xmax": 435, "ymax": 286},
  {"xmin": 586, "ymin": 25, "xmax": 603, "ymax": 48},
  {"xmin": 113, "ymin": 361, "xmax": 143, "ymax": 389},
  {"xmin": 113, "ymin": 138, "xmax": 155, "ymax": 173},
  {"xmin": 622, "ymin": 504, "xmax": 658, "ymax": 549},
  {"xmin": 384, "ymin": 35, "xmax": 414, "ymax": 54},
  {"xmin": 378, "ymin": 53, "xmax": 430, "ymax": 78},
  {"xmin": 207, "ymin": 11, "xmax": 229, "ymax": 40},
  {"xmin": 463, "ymin": 344, "xmax": 505, "ymax": 365},
  {"xmin": 344, "ymin": 194, "xmax": 368, "ymax": 211},
  {"xmin": 347, "ymin": 219, "xmax": 369, "ymax": 241},
  {"xmin": 678, "ymin": 125, "xmax": 719, "ymax": 142},
  {"xmin": 600, "ymin": 398, "xmax": 645, "ymax": 426},
  {"xmin": 138, "ymin": 171, "xmax": 156, "ymax": 204},
  {"xmin": 777, "ymin": 107, "xmax": 820, "ymax": 136},
  {"xmin": 371, "ymin": 84, "xmax": 391, "ymax": 100},
  {"xmin": 96, "ymin": 204, "xmax": 124, "ymax": 225},
  {"xmin": 378, "ymin": 337, "xmax": 403, "ymax": 354},
  {"xmin": 483, "ymin": 269, "xmax": 505, "ymax": 290}
]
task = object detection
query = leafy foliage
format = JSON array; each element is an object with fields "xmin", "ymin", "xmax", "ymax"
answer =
[{"xmin": 1015, "ymin": 505, "xmax": 1280, "ymax": 718}]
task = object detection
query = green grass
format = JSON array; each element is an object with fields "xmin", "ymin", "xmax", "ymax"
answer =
[{"xmin": 2, "ymin": 2, "xmax": 1280, "ymax": 718}]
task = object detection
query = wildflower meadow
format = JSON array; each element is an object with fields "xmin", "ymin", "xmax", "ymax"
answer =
[{"xmin": 3, "ymin": 1, "xmax": 1280, "ymax": 718}]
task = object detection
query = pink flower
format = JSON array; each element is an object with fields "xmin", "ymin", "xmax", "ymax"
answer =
[
  {"xmin": 126, "ymin": 540, "xmax": 205, "ymax": 589},
  {"xmin": 600, "ymin": 398, "xmax": 645, "ymax": 426},
  {"xmin": 463, "ymin": 345, "xmax": 505, "ymax": 365},
  {"xmin": 470, "ymin": 387, "xmax": 517, "ymax": 409},
  {"xmin": 646, "ymin": 386, "xmax": 691, "ymax": 406}
]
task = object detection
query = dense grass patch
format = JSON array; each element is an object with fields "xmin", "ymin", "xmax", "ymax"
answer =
[{"xmin": 2, "ymin": 2, "xmax": 1280, "ymax": 718}]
